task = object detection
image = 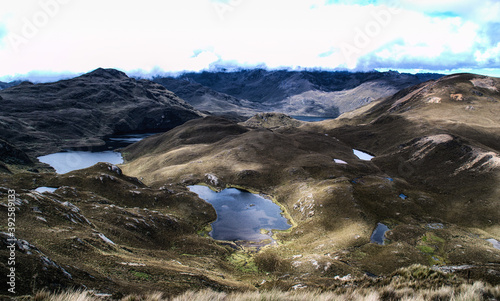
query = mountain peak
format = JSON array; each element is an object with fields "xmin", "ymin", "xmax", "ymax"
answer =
[{"xmin": 84, "ymin": 68, "xmax": 129, "ymax": 80}]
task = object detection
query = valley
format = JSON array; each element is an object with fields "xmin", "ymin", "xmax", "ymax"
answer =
[
  {"xmin": 0, "ymin": 69, "xmax": 499, "ymax": 299},
  {"xmin": 153, "ymin": 70, "xmax": 442, "ymax": 119}
]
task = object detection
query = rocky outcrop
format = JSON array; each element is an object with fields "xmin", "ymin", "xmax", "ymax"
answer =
[{"xmin": 242, "ymin": 113, "xmax": 303, "ymax": 129}]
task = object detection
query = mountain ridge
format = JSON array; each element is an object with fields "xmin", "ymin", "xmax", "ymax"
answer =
[
  {"xmin": 0, "ymin": 68, "xmax": 203, "ymax": 156},
  {"xmin": 153, "ymin": 69, "xmax": 443, "ymax": 117}
]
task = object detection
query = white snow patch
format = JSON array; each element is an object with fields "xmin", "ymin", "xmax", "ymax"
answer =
[
  {"xmin": 353, "ymin": 149, "xmax": 374, "ymax": 161},
  {"xmin": 334, "ymin": 159, "xmax": 348, "ymax": 164}
]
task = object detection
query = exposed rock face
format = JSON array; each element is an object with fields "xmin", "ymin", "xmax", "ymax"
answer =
[
  {"xmin": 154, "ymin": 70, "xmax": 443, "ymax": 117},
  {"xmin": 0, "ymin": 68, "xmax": 203, "ymax": 156}
]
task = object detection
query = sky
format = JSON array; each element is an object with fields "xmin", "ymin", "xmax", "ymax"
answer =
[{"xmin": 0, "ymin": 0, "xmax": 499, "ymax": 82}]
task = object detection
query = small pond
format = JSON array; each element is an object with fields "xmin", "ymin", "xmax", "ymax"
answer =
[
  {"xmin": 34, "ymin": 187, "xmax": 58, "ymax": 193},
  {"xmin": 188, "ymin": 185, "xmax": 291, "ymax": 242},
  {"xmin": 371, "ymin": 223, "xmax": 390, "ymax": 245}
]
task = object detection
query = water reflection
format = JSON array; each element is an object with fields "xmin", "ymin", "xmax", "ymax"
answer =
[
  {"xmin": 188, "ymin": 185, "xmax": 291, "ymax": 242},
  {"xmin": 371, "ymin": 223, "xmax": 389, "ymax": 245}
]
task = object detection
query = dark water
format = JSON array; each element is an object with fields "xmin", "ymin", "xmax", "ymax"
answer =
[
  {"xmin": 104, "ymin": 133, "xmax": 158, "ymax": 149},
  {"xmin": 291, "ymin": 116, "xmax": 335, "ymax": 122},
  {"xmin": 188, "ymin": 185, "xmax": 291, "ymax": 242},
  {"xmin": 371, "ymin": 223, "xmax": 390, "ymax": 245}
]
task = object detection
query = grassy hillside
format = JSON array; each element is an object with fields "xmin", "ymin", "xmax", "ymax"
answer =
[{"xmin": 1, "ymin": 73, "xmax": 499, "ymax": 299}]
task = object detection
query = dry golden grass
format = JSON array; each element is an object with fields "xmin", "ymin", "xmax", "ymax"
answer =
[{"xmin": 25, "ymin": 280, "xmax": 500, "ymax": 301}]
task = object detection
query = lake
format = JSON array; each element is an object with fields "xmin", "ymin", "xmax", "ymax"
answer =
[
  {"xmin": 38, "ymin": 151, "xmax": 123, "ymax": 174},
  {"xmin": 37, "ymin": 133, "xmax": 158, "ymax": 174},
  {"xmin": 291, "ymin": 116, "xmax": 335, "ymax": 122},
  {"xmin": 104, "ymin": 133, "xmax": 158, "ymax": 149},
  {"xmin": 188, "ymin": 185, "xmax": 291, "ymax": 242}
]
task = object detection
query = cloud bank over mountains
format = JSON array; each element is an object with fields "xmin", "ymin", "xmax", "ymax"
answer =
[{"xmin": 0, "ymin": 0, "xmax": 499, "ymax": 81}]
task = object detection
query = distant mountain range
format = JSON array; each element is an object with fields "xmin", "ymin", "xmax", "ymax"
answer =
[
  {"xmin": 153, "ymin": 69, "xmax": 443, "ymax": 118},
  {"xmin": 0, "ymin": 80, "xmax": 22, "ymax": 90}
]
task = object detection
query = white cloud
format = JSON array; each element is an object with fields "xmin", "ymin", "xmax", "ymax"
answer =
[{"xmin": 0, "ymin": 0, "xmax": 498, "ymax": 80}]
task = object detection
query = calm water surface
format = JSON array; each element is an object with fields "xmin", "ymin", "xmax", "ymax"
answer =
[
  {"xmin": 38, "ymin": 151, "xmax": 123, "ymax": 174},
  {"xmin": 371, "ymin": 223, "xmax": 389, "ymax": 245},
  {"xmin": 37, "ymin": 133, "xmax": 156, "ymax": 174},
  {"xmin": 291, "ymin": 116, "xmax": 335, "ymax": 122},
  {"xmin": 188, "ymin": 185, "xmax": 291, "ymax": 242}
]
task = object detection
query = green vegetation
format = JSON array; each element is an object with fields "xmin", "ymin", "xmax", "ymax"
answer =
[
  {"xmin": 131, "ymin": 271, "xmax": 151, "ymax": 281},
  {"xmin": 417, "ymin": 233, "xmax": 448, "ymax": 265},
  {"xmin": 417, "ymin": 245, "xmax": 435, "ymax": 254},
  {"xmin": 227, "ymin": 252, "xmax": 258, "ymax": 273}
]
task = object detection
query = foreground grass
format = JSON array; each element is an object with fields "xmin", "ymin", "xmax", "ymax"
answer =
[
  {"xmin": 23, "ymin": 282, "xmax": 500, "ymax": 301},
  {"xmin": 9, "ymin": 265, "xmax": 500, "ymax": 300}
]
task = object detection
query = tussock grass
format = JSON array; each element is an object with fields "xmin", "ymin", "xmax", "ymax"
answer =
[
  {"xmin": 33, "ymin": 290, "xmax": 100, "ymax": 301},
  {"xmin": 26, "ymin": 280, "xmax": 500, "ymax": 301}
]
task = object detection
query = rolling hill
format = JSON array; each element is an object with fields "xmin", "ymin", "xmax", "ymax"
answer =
[{"xmin": 0, "ymin": 68, "xmax": 203, "ymax": 156}]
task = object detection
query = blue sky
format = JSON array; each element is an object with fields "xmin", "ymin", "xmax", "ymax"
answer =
[{"xmin": 0, "ymin": 0, "xmax": 499, "ymax": 81}]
